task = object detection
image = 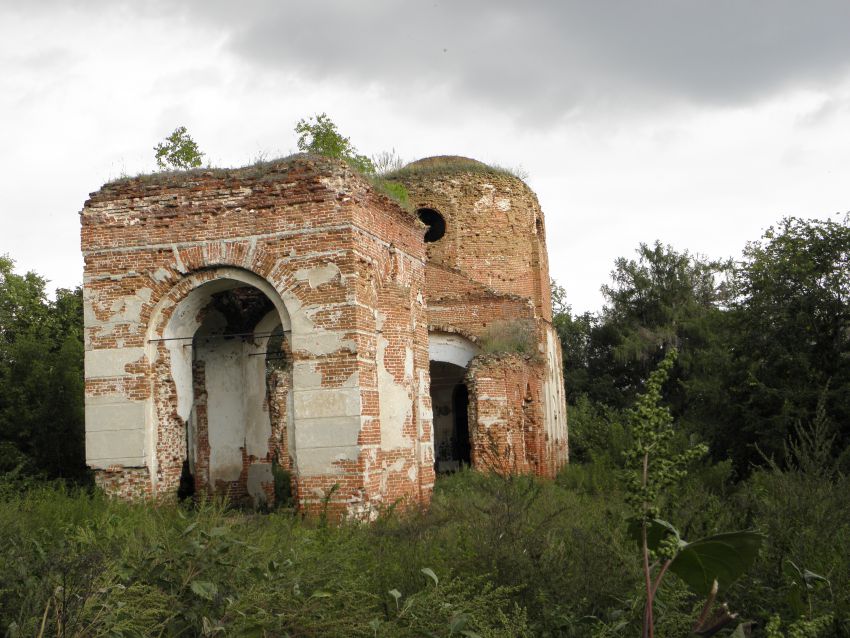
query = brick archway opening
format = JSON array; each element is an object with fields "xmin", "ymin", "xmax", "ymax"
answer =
[
  {"xmin": 427, "ymin": 331, "xmax": 479, "ymax": 474},
  {"xmin": 430, "ymin": 361, "xmax": 471, "ymax": 472},
  {"xmin": 147, "ymin": 269, "xmax": 293, "ymax": 505}
]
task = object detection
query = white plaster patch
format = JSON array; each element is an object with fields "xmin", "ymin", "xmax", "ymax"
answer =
[
  {"xmin": 285, "ymin": 292, "xmax": 355, "ymax": 356},
  {"xmin": 542, "ymin": 325, "xmax": 569, "ymax": 462},
  {"xmin": 294, "ymin": 388, "xmax": 361, "ymax": 419},
  {"xmin": 495, "ymin": 197, "xmax": 512, "ymax": 212},
  {"xmin": 172, "ymin": 245, "xmax": 188, "ymax": 273},
  {"xmin": 85, "ymin": 398, "xmax": 146, "ymax": 432},
  {"xmin": 428, "ymin": 332, "xmax": 479, "ymax": 368},
  {"xmin": 292, "ymin": 361, "xmax": 324, "ymax": 389},
  {"xmin": 204, "ymin": 341, "xmax": 246, "ymax": 483},
  {"xmin": 297, "ymin": 445, "xmax": 359, "ymax": 475},
  {"xmin": 293, "ymin": 262, "xmax": 342, "ymax": 288},
  {"xmin": 418, "ymin": 370, "xmax": 433, "ymax": 422},
  {"xmin": 377, "ymin": 334, "xmax": 413, "ymax": 450},
  {"xmin": 109, "ymin": 288, "xmax": 153, "ymax": 324},
  {"xmin": 85, "ymin": 347, "xmax": 146, "ymax": 378},
  {"xmin": 404, "ymin": 347, "xmax": 414, "ymax": 379},
  {"xmin": 473, "ymin": 184, "xmax": 497, "ymax": 212},
  {"xmin": 295, "ymin": 416, "xmax": 361, "ymax": 448},
  {"xmin": 86, "ymin": 429, "xmax": 145, "ymax": 467},
  {"xmin": 152, "ymin": 267, "xmax": 171, "ymax": 282},
  {"xmin": 343, "ymin": 370, "xmax": 359, "ymax": 388},
  {"xmin": 479, "ymin": 416, "xmax": 504, "ymax": 428},
  {"xmin": 243, "ymin": 342, "xmax": 273, "ymax": 458},
  {"xmin": 379, "ymin": 458, "xmax": 407, "ymax": 493}
]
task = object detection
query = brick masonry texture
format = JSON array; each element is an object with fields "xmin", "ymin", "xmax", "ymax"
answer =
[{"xmin": 81, "ymin": 153, "xmax": 568, "ymax": 517}]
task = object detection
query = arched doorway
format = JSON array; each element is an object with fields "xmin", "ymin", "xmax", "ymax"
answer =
[
  {"xmin": 428, "ymin": 332, "xmax": 478, "ymax": 473},
  {"xmin": 149, "ymin": 269, "xmax": 293, "ymax": 505},
  {"xmin": 430, "ymin": 361, "xmax": 470, "ymax": 471}
]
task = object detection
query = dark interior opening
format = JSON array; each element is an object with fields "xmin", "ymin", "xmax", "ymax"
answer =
[
  {"xmin": 417, "ymin": 207, "xmax": 446, "ymax": 243},
  {"xmin": 452, "ymin": 384, "xmax": 471, "ymax": 464},
  {"xmin": 430, "ymin": 361, "xmax": 471, "ymax": 472}
]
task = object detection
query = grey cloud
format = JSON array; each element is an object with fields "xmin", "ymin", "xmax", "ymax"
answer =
[
  {"xmin": 12, "ymin": 0, "xmax": 850, "ymax": 121},
  {"xmin": 215, "ymin": 1, "xmax": 850, "ymax": 117}
]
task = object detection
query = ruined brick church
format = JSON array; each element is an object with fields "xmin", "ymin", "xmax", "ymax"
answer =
[{"xmin": 81, "ymin": 154, "xmax": 568, "ymax": 516}]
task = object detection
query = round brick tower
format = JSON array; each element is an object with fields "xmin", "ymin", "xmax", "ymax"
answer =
[
  {"xmin": 396, "ymin": 156, "xmax": 552, "ymax": 325},
  {"xmin": 394, "ymin": 156, "xmax": 568, "ymax": 477}
]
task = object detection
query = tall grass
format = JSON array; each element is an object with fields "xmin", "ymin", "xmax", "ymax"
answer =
[{"xmin": 1, "ymin": 457, "xmax": 847, "ymax": 636}]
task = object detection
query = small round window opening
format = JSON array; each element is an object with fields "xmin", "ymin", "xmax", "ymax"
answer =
[{"xmin": 417, "ymin": 207, "xmax": 446, "ymax": 243}]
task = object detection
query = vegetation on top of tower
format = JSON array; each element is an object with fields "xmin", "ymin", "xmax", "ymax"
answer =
[
  {"xmin": 385, "ymin": 155, "xmax": 529, "ymax": 182},
  {"xmin": 154, "ymin": 126, "xmax": 205, "ymax": 171},
  {"xmin": 294, "ymin": 113, "xmax": 411, "ymax": 210},
  {"xmin": 295, "ymin": 113, "xmax": 375, "ymax": 175}
]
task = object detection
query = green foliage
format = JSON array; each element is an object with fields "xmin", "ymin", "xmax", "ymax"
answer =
[
  {"xmin": 621, "ymin": 349, "xmax": 708, "ymax": 523},
  {"xmin": 555, "ymin": 217, "xmax": 849, "ymax": 477},
  {"xmin": 271, "ymin": 457, "xmax": 293, "ymax": 509},
  {"xmin": 618, "ymin": 350, "xmax": 764, "ymax": 636},
  {"xmin": 371, "ymin": 148, "xmax": 405, "ymax": 176},
  {"xmin": 153, "ymin": 125, "xmax": 204, "ymax": 170},
  {"xmin": 602, "ymin": 241, "xmax": 730, "ymax": 364},
  {"xmin": 384, "ymin": 157, "xmax": 528, "ymax": 182},
  {"xmin": 294, "ymin": 113, "xmax": 410, "ymax": 208},
  {"xmin": 764, "ymin": 613, "xmax": 835, "ymax": 638},
  {"xmin": 3, "ymin": 454, "xmax": 850, "ymax": 637},
  {"xmin": 722, "ymin": 215, "xmax": 850, "ymax": 470},
  {"xmin": 295, "ymin": 112, "xmax": 376, "ymax": 175},
  {"xmin": 0, "ymin": 256, "xmax": 86, "ymax": 482},
  {"xmin": 0, "ymin": 481, "xmax": 533, "ymax": 637},
  {"xmin": 562, "ymin": 394, "xmax": 629, "ymax": 467},
  {"xmin": 372, "ymin": 178, "xmax": 410, "ymax": 208}
]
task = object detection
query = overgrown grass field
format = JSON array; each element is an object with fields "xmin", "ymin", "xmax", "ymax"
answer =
[{"xmin": 2, "ymin": 457, "xmax": 848, "ymax": 637}]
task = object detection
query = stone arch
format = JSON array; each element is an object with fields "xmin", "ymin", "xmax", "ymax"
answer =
[{"xmin": 143, "ymin": 266, "xmax": 296, "ymax": 499}]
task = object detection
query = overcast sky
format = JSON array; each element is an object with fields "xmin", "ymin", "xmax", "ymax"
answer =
[{"xmin": 2, "ymin": 1, "xmax": 849, "ymax": 313}]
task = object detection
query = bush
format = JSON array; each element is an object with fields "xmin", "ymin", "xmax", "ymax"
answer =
[
  {"xmin": 478, "ymin": 319, "xmax": 537, "ymax": 356},
  {"xmin": 3, "ymin": 447, "xmax": 850, "ymax": 637}
]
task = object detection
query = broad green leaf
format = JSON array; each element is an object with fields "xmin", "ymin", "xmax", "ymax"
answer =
[
  {"xmin": 190, "ymin": 580, "xmax": 218, "ymax": 600},
  {"xmin": 421, "ymin": 567, "xmax": 439, "ymax": 587},
  {"xmin": 729, "ymin": 624, "xmax": 748, "ymax": 638},
  {"xmin": 388, "ymin": 588, "xmax": 402, "ymax": 602},
  {"xmin": 802, "ymin": 568, "xmax": 830, "ymax": 589},
  {"xmin": 669, "ymin": 530, "xmax": 764, "ymax": 596},
  {"xmin": 626, "ymin": 518, "xmax": 683, "ymax": 552}
]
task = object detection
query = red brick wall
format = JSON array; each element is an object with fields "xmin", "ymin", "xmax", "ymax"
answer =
[
  {"xmin": 466, "ymin": 354, "xmax": 553, "ymax": 478},
  {"xmin": 82, "ymin": 155, "xmax": 432, "ymax": 517}
]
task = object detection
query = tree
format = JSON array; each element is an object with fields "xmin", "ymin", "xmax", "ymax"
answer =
[
  {"xmin": 154, "ymin": 126, "xmax": 204, "ymax": 170},
  {"xmin": 566, "ymin": 242, "xmax": 730, "ymax": 412},
  {"xmin": 720, "ymin": 215, "xmax": 850, "ymax": 470},
  {"xmin": 294, "ymin": 113, "xmax": 375, "ymax": 175},
  {"xmin": 601, "ymin": 241, "xmax": 730, "ymax": 369},
  {"xmin": 0, "ymin": 256, "xmax": 86, "ymax": 481}
]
